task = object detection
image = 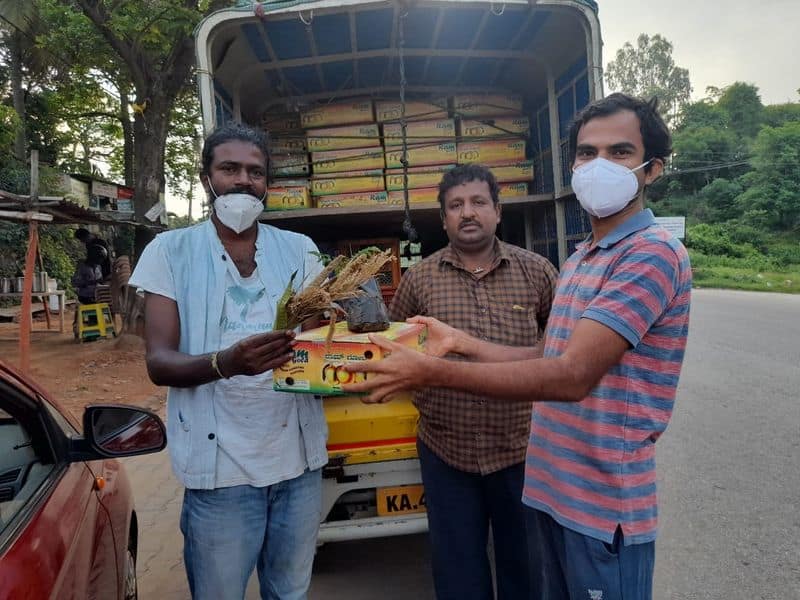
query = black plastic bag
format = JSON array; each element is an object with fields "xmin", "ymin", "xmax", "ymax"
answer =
[{"xmin": 342, "ymin": 277, "xmax": 391, "ymax": 333}]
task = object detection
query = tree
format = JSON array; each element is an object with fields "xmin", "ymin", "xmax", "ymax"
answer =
[
  {"xmin": 736, "ymin": 122, "xmax": 800, "ymax": 231},
  {"xmin": 605, "ymin": 33, "xmax": 692, "ymax": 122},
  {"xmin": 678, "ymin": 99, "xmax": 728, "ymax": 132},
  {"xmin": 671, "ymin": 126, "xmax": 742, "ymax": 193},
  {"xmin": 716, "ymin": 82, "xmax": 763, "ymax": 139},
  {"xmin": 0, "ymin": 0, "xmax": 43, "ymax": 161},
  {"xmin": 763, "ymin": 102, "xmax": 800, "ymax": 129},
  {"xmin": 63, "ymin": 0, "xmax": 228, "ymax": 255},
  {"xmin": 0, "ymin": 104, "xmax": 20, "ymax": 155},
  {"xmin": 697, "ymin": 178, "xmax": 743, "ymax": 223}
]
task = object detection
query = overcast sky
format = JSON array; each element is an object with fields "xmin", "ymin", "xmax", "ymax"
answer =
[{"xmin": 598, "ymin": 0, "xmax": 799, "ymax": 105}]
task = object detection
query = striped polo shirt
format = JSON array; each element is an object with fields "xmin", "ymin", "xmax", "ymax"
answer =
[{"xmin": 522, "ymin": 209, "xmax": 692, "ymax": 545}]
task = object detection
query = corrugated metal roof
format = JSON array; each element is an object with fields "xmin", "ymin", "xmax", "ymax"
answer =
[{"xmin": 0, "ymin": 190, "xmax": 156, "ymax": 227}]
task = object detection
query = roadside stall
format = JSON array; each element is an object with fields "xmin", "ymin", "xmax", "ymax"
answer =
[{"xmin": 0, "ymin": 155, "xmax": 147, "ymax": 372}]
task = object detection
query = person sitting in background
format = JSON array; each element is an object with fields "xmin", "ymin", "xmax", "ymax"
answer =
[
  {"xmin": 75, "ymin": 227, "xmax": 112, "ymax": 280},
  {"xmin": 71, "ymin": 243, "xmax": 106, "ymax": 304}
]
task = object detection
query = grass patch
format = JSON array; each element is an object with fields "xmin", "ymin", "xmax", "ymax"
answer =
[
  {"xmin": 688, "ymin": 250, "xmax": 800, "ymax": 293},
  {"xmin": 691, "ymin": 265, "xmax": 800, "ymax": 293}
]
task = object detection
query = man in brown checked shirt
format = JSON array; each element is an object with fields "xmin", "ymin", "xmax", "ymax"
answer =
[{"xmin": 389, "ymin": 163, "xmax": 558, "ymax": 600}]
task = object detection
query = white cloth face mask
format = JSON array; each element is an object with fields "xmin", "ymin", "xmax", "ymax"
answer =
[
  {"xmin": 571, "ymin": 157, "xmax": 651, "ymax": 218},
  {"xmin": 209, "ymin": 182, "xmax": 265, "ymax": 234}
]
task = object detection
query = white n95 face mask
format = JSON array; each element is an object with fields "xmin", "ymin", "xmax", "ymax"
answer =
[
  {"xmin": 208, "ymin": 180, "xmax": 265, "ymax": 233},
  {"xmin": 571, "ymin": 157, "xmax": 651, "ymax": 218},
  {"xmin": 214, "ymin": 193, "xmax": 264, "ymax": 233}
]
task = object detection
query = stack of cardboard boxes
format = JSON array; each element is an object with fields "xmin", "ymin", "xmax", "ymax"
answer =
[
  {"xmin": 264, "ymin": 112, "xmax": 312, "ymax": 210},
  {"xmin": 453, "ymin": 94, "xmax": 534, "ymax": 199},
  {"xmin": 263, "ymin": 94, "xmax": 534, "ymax": 211}
]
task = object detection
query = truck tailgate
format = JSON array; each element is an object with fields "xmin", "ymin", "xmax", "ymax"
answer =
[{"xmin": 323, "ymin": 393, "xmax": 418, "ymax": 465}]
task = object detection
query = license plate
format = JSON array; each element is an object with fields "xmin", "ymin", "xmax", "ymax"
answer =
[{"xmin": 376, "ymin": 484, "xmax": 426, "ymax": 517}]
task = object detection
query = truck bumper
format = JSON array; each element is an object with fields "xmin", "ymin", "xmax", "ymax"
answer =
[{"xmin": 318, "ymin": 513, "xmax": 428, "ymax": 544}]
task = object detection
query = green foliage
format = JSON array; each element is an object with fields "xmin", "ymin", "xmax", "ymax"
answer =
[
  {"xmin": 0, "ymin": 103, "xmax": 20, "ymax": 151},
  {"xmin": 689, "ymin": 252, "xmax": 800, "ymax": 294},
  {"xmin": 686, "ymin": 223, "xmax": 763, "ymax": 260},
  {"xmin": 0, "ymin": 222, "xmax": 83, "ymax": 295},
  {"xmin": 164, "ymin": 87, "xmax": 203, "ymax": 196},
  {"xmin": 735, "ymin": 122, "xmax": 800, "ymax": 231},
  {"xmin": 671, "ymin": 126, "xmax": 744, "ymax": 193},
  {"xmin": 167, "ymin": 213, "xmax": 193, "ymax": 229},
  {"xmin": 0, "ymin": 221, "xmax": 27, "ymax": 276},
  {"xmin": 37, "ymin": 225, "xmax": 85, "ymax": 292},
  {"xmin": 605, "ymin": 33, "xmax": 692, "ymax": 122},
  {"xmin": 763, "ymin": 103, "xmax": 800, "ymax": 128},
  {"xmin": 767, "ymin": 241, "xmax": 800, "ymax": 268},
  {"xmin": 678, "ymin": 100, "xmax": 729, "ymax": 131},
  {"xmin": 697, "ymin": 178, "xmax": 743, "ymax": 222},
  {"xmin": 717, "ymin": 83, "xmax": 764, "ymax": 139}
]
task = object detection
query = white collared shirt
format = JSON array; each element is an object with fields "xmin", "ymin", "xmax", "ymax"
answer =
[{"xmin": 129, "ymin": 220, "xmax": 328, "ymax": 489}]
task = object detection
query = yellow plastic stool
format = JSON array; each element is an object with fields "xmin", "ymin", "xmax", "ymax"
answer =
[{"xmin": 77, "ymin": 302, "xmax": 116, "ymax": 342}]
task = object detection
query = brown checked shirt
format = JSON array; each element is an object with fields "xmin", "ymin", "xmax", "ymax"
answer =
[{"xmin": 389, "ymin": 239, "xmax": 558, "ymax": 474}]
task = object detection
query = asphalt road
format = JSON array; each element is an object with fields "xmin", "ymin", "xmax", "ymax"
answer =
[{"xmin": 126, "ymin": 288, "xmax": 800, "ymax": 599}]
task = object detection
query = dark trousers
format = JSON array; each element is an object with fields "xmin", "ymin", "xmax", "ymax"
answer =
[
  {"xmin": 418, "ymin": 440, "xmax": 530, "ymax": 600},
  {"xmin": 526, "ymin": 507, "xmax": 655, "ymax": 600}
]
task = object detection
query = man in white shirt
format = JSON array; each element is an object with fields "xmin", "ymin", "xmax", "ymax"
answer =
[{"xmin": 129, "ymin": 122, "xmax": 326, "ymax": 600}]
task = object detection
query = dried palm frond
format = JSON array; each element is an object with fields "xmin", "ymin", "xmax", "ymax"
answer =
[{"xmin": 280, "ymin": 248, "xmax": 394, "ymax": 331}]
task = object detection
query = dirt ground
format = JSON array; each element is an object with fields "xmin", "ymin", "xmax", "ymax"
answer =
[{"xmin": 0, "ymin": 308, "xmax": 165, "ymax": 420}]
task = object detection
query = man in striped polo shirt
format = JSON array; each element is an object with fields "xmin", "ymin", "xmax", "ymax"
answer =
[{"xmin": 345, "ymin": 93, "xmax": 692, "ymax": 599}]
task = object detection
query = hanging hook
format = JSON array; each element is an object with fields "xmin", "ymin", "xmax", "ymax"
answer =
[
  {"xmin": 298, "ymin": 10, "xmax": 313, "ymax": 26},
  {"xmin": 489, "ymin": 2, "xmax": 505, "ymax": 16}
]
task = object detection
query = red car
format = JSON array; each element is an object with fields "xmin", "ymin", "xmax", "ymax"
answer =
[{"xmin": 0, "ymin": 359, "xmax": 166, "ymax": 599}]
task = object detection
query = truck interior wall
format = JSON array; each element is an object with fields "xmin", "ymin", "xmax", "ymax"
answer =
[{"xmin": 202, "ymin": 2, "xmax": 598, "ymax": 265}]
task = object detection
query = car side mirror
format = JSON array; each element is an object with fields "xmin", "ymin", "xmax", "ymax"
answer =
[{"xmin": 82, "ymin": 405, "xmax": 167, "ymax": 458}]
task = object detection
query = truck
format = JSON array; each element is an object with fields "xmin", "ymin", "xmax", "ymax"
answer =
[{"xmin": 194, "ymin": 0, "xmax": 601, "ymax": 545}]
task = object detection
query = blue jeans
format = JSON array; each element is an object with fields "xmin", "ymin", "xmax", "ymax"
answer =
[
  {"xmin": 526, "ymin": 507, "xmax": 655, "ymax": 600},
  {"xmin": 180, "ymin": 469, "xmax": 322, "ymax": 600},
  {"xmin": 418, "ymin": 440, "xmax": 529, "ymax": 600}
]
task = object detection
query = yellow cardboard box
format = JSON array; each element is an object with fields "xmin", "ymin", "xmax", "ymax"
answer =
[
  {"xmin": 384, "ymin": 142, "xmax": 457, "ymax": 169},
  {"xmin": 457, "ymin": 140, "xmax": 526, "ymax": 165},
  {"xmin": 387, "ymin": 187, "xmax": 439, "ymax": 205},
  {"xmin": 375, "ymin": 99, "xmax": 448, "ymax": 123},
  {"xmin": 274, "ymin": 321, "xmax": 427, "ymax": 395},
  {"xmin": 498, "ymin": 182, "xmax": 529, "ymax": 198},
  {"xmin": 311, "ymin": 175, "xmax": 385, "ymax": 196},
  {"xmin": 266, "ymin": 185, "xmax": 311, "ymax": 210},
  {"xmin": 269, "ymin": 136, "xmax": 307, "ymax": 154},
  {"xmin": 312, "ymin": 147, "xmax": 385, "ymax": 174},
  {"xmin": 301, "ymin": 99, "xmax": 374, "ymax": 128},
  {"xmin": 271, "ymin": 154, "xmax": 310, "ymax": 177},
  {"xmin": 383, "ymin": 118, "xmax": 456, "ymax": 146},
  {"xmin": 306, "ymin": 124, "xmax": 381, "ymax": 152},
  {"xmin": 315, "ymin": 191, "xmax": 389, "ymax": 208},
  {"xmin": 489, "ymin": 161, "xmax": 535, "ymax": 182},
  {"xmin": 314, "ymin": 169, "xmax": 384, "ymax": 179},
  {"xmin": 385, "ymin": 164, "xmax": 455, "ymax": 191},
  {"xmin": 451, "ymin": 94, "xmax": 523, "ymax": 117},
  {"xmin": 262, "ymin": 112, "xmax": 302, "ymax": 133},
  {"xmin": 458, "ymin": 116, "xmax": 530, "ymax": 138}
]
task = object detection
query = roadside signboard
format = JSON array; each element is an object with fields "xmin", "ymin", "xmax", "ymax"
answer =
[{"xmin": 655, "ymin": 216, "xmax": 686, "ymax": 239}]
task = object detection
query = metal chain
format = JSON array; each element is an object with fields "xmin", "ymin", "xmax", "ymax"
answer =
[{"xmin": 398, "ymin": 9, "xmax": 418, "ymax": 242}]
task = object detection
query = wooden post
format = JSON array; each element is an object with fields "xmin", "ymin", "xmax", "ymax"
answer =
[
  {"xmin": 19, "ymin": 222, "xmax": 38, "ymax": 373},
  {"xmin": 19, "ymin": 151, "xmax": 40, "ymax": 373}
]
